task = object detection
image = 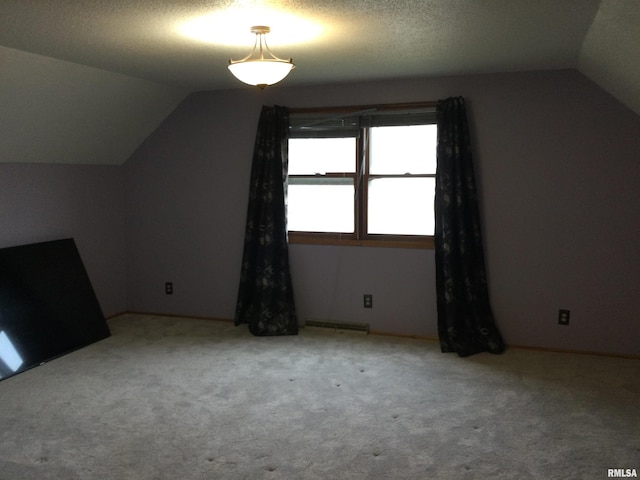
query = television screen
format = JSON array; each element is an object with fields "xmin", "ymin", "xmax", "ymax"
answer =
[{"xmin": 0, "ymin": 238, "xmax": 110, "ymax": 380}]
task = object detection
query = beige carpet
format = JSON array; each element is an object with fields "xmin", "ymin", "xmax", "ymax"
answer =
[{"xmin": 1, "ymin": 313, "xmax": 638, "ymax": 479}]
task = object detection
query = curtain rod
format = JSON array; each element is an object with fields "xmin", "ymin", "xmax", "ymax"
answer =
[{"xmin": 289, "ymin": 101, "xmax": 438, "ymax": 115}]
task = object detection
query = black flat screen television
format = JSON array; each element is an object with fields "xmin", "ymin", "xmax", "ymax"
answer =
[{"xmin": 0, "ymin": 238, "xmax": 111, "ymax": 381}]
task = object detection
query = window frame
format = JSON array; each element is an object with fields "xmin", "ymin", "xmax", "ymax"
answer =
[{"xmin": 287, "ymin": 102, "xmax": 437, "ymax": 249}]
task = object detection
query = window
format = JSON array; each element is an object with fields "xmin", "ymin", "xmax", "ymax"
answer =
[{"xmin": 287, "ymin": 104, "xmax": 437, "ymax": 248}]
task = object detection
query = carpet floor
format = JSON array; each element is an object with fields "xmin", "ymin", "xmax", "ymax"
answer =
[{"xmin": 1, "ymin": 313, "xmax": 638, "ymax": 479}]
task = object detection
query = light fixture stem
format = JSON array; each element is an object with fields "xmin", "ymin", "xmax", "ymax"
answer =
[
  {"xmin": 229, "ymin": 26, "xmax": 293, "ymax": 64},
  {"xmin": 258, "ymin": 34, "xmax": 265, "ymax": 60},
  {"xmin": 262, "ymin": 34, "xmax": 291, "ymax": 62},
  {"xmin": 232, "ymin": 35, "xmax": 259, "ymax": 63}
]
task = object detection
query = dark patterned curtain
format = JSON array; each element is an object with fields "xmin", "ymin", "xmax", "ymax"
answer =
[
  {"xmin": 235, "ymin": 105, "xmax": 298, "ymax": 336},
  {"xmin": 435, "ymin": 97, "xmax": 504, "ymax": 356}
]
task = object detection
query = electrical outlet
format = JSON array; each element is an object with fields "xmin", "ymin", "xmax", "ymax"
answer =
[
  {"xmin": 363, "ymin": 294, "xmax": 373, "ymax": 308},
  {"xmin": 165, "ymin": 282, "xmax": 173, "ymax": 295},
  {"xmin": 558, "ymin": 309, "xmax": 570, "ymax": 326}
]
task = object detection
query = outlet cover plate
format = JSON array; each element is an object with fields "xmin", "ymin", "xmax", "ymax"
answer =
[
  {"xmin": 558, "ymin": 309, "xmax": 570, "ymax": 325},
  {"xmin": 363, "ymin": 294, "xmax": 373, "ymax": 308}
]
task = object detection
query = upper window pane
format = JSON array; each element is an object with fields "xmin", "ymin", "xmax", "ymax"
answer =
[
  {"xmin": 288, "ymin": 138, "xmax": 356, "ymax": 175},
  {"xmin": 369, "ymin": 125, "xmax": 437, "ymax": 174}
]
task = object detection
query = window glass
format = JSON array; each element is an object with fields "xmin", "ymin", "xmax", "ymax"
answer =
[
  {"xmin": 287, "ymin": 106, "xmax": 437, "ymax": 247},
  {"xmin": 288, "ymin": 138, "xmax": 355, "ymax": 175},
  {"xmin": 367, "ymin": 177, "xmax": 435, "ymax": 235},
  {"xmin": 288, "ymin": 178, "xmax": 354, "ymax": 233},
  {"xmin": 369, "ymin": 125, "xmax": 437, "ymax": 174}
]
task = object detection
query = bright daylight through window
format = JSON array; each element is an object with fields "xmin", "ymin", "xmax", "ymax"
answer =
[{"xmin": 287, "ymin": 104, "xmax": 437, "ymax": 248}]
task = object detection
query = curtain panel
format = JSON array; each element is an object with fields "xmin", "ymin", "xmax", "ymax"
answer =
[
  {"xmin": 234, "ymin": 105, "xmax": 298, "ymax": 336},
  {"xmin": 435, "ymin": 97, "xmax": 505, "ymax": 356}
]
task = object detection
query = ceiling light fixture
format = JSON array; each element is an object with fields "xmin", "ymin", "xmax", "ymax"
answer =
[{"xmin": 228, "ymin": 26, "xmax": 295, "ymax": 89}]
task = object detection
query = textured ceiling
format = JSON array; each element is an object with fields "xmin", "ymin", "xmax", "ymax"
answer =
[
  {"xmin": 0, "ymin": 0, "xmax": 606, "ymax": 90},
  {"xmin": 1, "ymin": 0, "xmax": 640, "ymax": 165}
]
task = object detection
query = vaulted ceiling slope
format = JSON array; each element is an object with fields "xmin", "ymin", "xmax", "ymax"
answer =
[
  {"xmin": 0, "ymin": 46, "xmax": 187, "ymax": 165},
  {"xmin": 1, "ymin": 0, "xmax": 639, "ymax": 165}
]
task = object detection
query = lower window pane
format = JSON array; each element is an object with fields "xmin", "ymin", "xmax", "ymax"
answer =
[
  {"xmin": 288, "ymin": 185, "xmax": 354, "ymax": 233},
  {"xmin": 368, "ymin": 178, "xmax": 435, "ymax": 235}
]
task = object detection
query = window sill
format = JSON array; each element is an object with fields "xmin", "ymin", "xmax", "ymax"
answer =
[{"xmin": 288, "ymin": 232, "xmax": 434, "ymax": 249}]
